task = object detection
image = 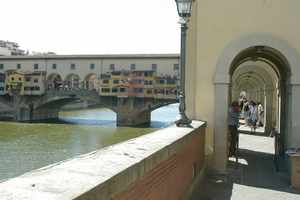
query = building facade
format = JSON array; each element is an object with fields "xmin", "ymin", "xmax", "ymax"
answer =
[
  {"xmin": 0, "ymin": 54, "xmax": 179, "ymax": 98},
  {"xmin": 185, "ymin": 0, "xmax": 300, "ymax": 173},
  {"xmin": 0, "ymin": 40, "xmax": 25, "ymax": 56}
]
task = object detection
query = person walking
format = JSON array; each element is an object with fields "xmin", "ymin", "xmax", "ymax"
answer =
[
  {"xmin": 249, "ymin": 101, "xmax": 258, "ymax": 133},
  {"xmin": 228, "ymin": 101, "xmax": 240, "ymax": 157},
  {"xmin": 257, "ymin": 102, "xmax": 264, "ymax": 127},
  {"xmin": 243, "ymin": 99, "xmax": 250, "ymax": 125}
]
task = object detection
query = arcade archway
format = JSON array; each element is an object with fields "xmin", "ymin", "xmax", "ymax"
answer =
[
  {"xmin": 84, "ymin": 73, "xmax": 97, "ymax": 90},
  {"xmin": 214, "ymin": 41, "xmax": 294, "ymax": 173},
  {"xmin": 65, "ymin": 74, "xmax": 81, "ymax": 90},
  {"xmin": 47, "ymin": 73, "xmax": 63, "ymax": 90}
]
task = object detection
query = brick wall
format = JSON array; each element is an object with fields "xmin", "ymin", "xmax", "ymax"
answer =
[{"xmin": 114, "ymin": 128, "xmax": 205, "ymax": 200}]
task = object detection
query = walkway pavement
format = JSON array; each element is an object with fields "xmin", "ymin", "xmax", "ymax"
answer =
[{"xmin": 191, "ymin": 133, "xmax": 300, "ymax": 200}]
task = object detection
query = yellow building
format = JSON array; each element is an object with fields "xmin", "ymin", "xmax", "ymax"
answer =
[
  {"xmin": 185, "ymin": 0, "xmax": 300, "ymax": 173},
  {"xmin": 154, "ymin": 76, "xmax": 177, "ymax": 99},
  {"xmin": 143, "ymin": 71, "xmax": 155, "ymax": 97},
  {"xmin": 5, "ymin": 70, "xmax": 46, "ymax": 96},
  {"xmin": 99, "ymin": 73, "xmax": 112, "ymax": 96},
  {"xmin": 5, "ymin": 70, "xmax": 25, "ymax": 95}
]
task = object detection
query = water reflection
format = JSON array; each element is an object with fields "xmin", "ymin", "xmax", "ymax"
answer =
[{"xmin": 0, "ymin": 103, "xmax": 178, "ymax": 181}]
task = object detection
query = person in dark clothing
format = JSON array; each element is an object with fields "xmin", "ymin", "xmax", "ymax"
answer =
[{"xmin": 228, "ymin": 101, "xmax": 240, "ymax": 157}]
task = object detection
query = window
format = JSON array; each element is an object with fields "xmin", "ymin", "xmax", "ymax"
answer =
[
  {"xmin": 112, "ymin": 88, "xmax": 118, "ymax": 93},
  {"xmin": 101, "ymin": 88, "xmax": 110, "ymax": 93},
  {"xmin": 25, "ymin": 77, "xmax": 31, "ymax": 82},
  {"xmin": 159, "ymin": 79, "xmax": 165, "ymax": 84},
  {"xmin": 0, "ymin": 64, "xmax": 3, "ymax": 70},
  {"xmin": 152, "ymin": 64, "xmax": 157, "ymax": 71},
  {"xmin": 52, "ymin": 64, "xmax": 57, "ymax": 69},
  {"xmin": 90, "ymin": 63, "xmax": 95, "ymax": 70},
  {"xmin": 145, "ymin": 80, "xmax": 152, "ymax": 85},
  {"xmin": 17, "ymin": 64, "xmax": 21, "ymax": 69},
  {"xmin": 11, "ymin": 77, "xmax": 14, "ymax": 81},
  {"xmin": 34, "ymin": 64, "xmax": 39, "ymax": 70},
  {"xmin": 130, "ymin": 64, "xmax": 136, "ymax": 71},
  {"xmin": 18, "ymin": 77, "xmax": 22, "ymax": 81},
  {"xmin": 0, "ymin": 87, "xmax": 4, "ymax": 91},
  {"xmin": 103, "ymin": 80, "xmax": 109, "ymax": 84},
  {"xmin": 110, "ymin": 64, "xmax": 115, "ymax": 71},
  {"xmin": 144, "ymin": 71, "xmax": 153, "ymax": 77},
  {"xmin": 71, "ymin": 64, "xmax": 76, "ymax": 70},
  {"xmin": 135, "ymin": 88, "xmax": 143, "ymax": 93},
  {"xmin": 146, "ymin": 89, "xmax": 153, "ymax": 94},
  {"xmin": 113, "ymin": 80, "xmax": 119, "ymax": 84},
  {"xmin": 0, "ymin": 75, "xmax": 5, "ymax": 82},
  {"xmin": 173, "ymin": 64, "xmax": 179, "ymax": 71},
  {"xmin": 167, "ymin": 79, "xmax": 176, "ymax": 84},
  {"xmin": 120, "ymin": 88, "xmax": 126, "ymax": 93},
  {"xmin": 34, "ymin": 79, "xmax": 38, "ymax": 83}
]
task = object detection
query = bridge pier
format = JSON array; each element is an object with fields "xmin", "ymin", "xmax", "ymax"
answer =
[
  {"xmin": 0, "ymin": 91, "xmax": 177, "ymax": 126},
  {"xmin": 15, "ymin": 107, "xmax": 59, "ymax": 122},
  {"xmin": 116, "ymin": 97, "xmax": 152, "ymax": 127},
  {"xmin": 117, "ymin": 110, "xmax": 151, "ymax": 127}
]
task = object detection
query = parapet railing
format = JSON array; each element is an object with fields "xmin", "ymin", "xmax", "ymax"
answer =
[{"xmin": 0, "ymin": 121, "xmax": 206, "ymax": 200}]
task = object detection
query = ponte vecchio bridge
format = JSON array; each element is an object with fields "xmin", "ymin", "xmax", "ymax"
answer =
[{"xmin": 0, "ymin": 54, "xmax": 179, "ymax": 126}]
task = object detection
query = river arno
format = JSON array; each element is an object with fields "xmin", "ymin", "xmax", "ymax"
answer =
[{"xmin": 0, "ymin": 103, "xmax": 179, "ymax": 181}]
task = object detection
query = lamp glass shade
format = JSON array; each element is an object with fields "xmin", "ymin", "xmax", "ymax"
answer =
[{"xmin": 175, "ymin": 0, "xmax": 192, "ymax": 18}]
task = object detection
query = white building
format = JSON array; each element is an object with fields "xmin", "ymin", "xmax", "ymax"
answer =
[
  {"xmin": 0, "ymin": 54, "xmax": 179, "ymax": 86},
  {"xmin": 0, "ymin": 40, "xmax": 25, "ymax": 56}
]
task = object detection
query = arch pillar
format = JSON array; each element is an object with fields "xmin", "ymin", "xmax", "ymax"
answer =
[
  {"xmin": 264, "ymin": 86, "xmax": 274, "ymax": 134},
  {"xmin": 214, "ymin": 82, "xmax": 230, "ymax": 173},
  {"xmin": 288, "ymin": 84, "xmax": 300, "ymax": 148}
]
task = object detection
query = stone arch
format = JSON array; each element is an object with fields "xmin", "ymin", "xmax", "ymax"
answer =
[
  {"xmin": 47, "ymin": 73, "xmax": 63, "ymax": 90},
  {"xmin": 65, "ymin": 73, "xmax": 81, "ymax": 90},
  {"xmin": 84, "ymin": 73, "xmax": 98, "ymax": 90},
  {"xmin": 212, "ymin": 33, "xmax": 299, "ymax": 173},
  {"xmin": 214, "ymin": 33, "xmax": 298, "ymax": 84}
]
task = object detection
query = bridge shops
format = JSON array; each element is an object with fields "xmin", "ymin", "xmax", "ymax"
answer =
[
  {"xmin": 99, "ymin": 70, "xmax": 177, "ymax": 99},
  {"xmin": 0, "ymin": 68, "xmax": 178, "ymax": 126},
  {"xmin": 0, "ymin": 69, "xmax": 178, "ymax": 99}
]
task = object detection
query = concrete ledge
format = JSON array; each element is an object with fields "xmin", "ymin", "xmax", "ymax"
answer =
[{"xmin": 0, "ymin": 120, "xmax": 206, "ymax": 200}]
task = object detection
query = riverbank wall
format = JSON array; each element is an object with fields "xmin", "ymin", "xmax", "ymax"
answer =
[{"xmin": 0, "ymin": 121, "xmax": 206, "ymax": 200}]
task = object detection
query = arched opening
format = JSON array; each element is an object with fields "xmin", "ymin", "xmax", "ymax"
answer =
[
  {"xmin": 214, "ymin": 42, "xmax": 294, "ymax": 173},
  {"xmin": 59, "ymin": 107, "xmax": 117, "ymax": 126},
  {"xmin": 229, "ymin": 46, "xmax": 291, "ymax": 170},
  {"xmin": 65, "ymin": 74, "xmax": 81, "ymax": 90},
  {"xmin": 84, "ymin": 73, "xmax": 98, "ymax": 91},
  {"xmin": 47, "ymin": 73, "xmax": 63, "ymax": 90},
  {"xmin": 230, "ymin": 46, "xmax": 290, "ymax": 136}
]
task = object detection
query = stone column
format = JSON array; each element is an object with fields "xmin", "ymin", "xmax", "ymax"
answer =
[
  {"xmin": 265, "ymin": 87, "xmax": 273, "ymax": 135},
  {"xmin": 288, "ymin": 84, "xmax": 300, "ymax": 148},
  {"xmin": 213, "ymin": 82, "xmax": 229, "ymax": 173}
]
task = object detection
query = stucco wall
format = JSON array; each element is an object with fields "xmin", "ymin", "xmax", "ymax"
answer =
[{"xmin": 186, "ymin": 0, "xmax": 300, "ymax": 171}]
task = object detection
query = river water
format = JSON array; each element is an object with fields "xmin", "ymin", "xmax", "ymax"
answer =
[{"xmin": 0, "ymin": 103, "xmax": 179, "ymax": 181}]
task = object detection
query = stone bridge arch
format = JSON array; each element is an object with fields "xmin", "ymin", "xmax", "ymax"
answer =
[
  {"xmin": 65, "ymin": 73, "xmax": 81, "ymax": 90},
  {"xmin": 84, "ymin": 73, "xmax": 98, "ymax": 90},
  {"xmin": 213, "ymin": 33, "xmax": 299, "ymax": 173},
  {"xmin": 47, "ymin": 73, "xmax": 63, "ymax": 90}
]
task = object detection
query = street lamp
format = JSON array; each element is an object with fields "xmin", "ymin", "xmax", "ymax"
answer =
[{"xmin": 175, "ymin": 0, "xmax": 193, "ymax": 127}]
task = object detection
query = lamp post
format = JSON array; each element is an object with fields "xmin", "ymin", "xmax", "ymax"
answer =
[{"xmin": 175, "ymin": 0, "xmax": 193, "ymax": 127}]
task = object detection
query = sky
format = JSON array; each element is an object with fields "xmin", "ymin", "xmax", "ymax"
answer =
[{"xmin": 1, "ymin": 0, "xmax": 180, "ymax": 55}]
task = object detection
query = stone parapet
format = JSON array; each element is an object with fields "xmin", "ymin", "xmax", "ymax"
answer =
[{"xmin": 0, "ymin": 121, "xmax": 206, "ymax": 200}]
